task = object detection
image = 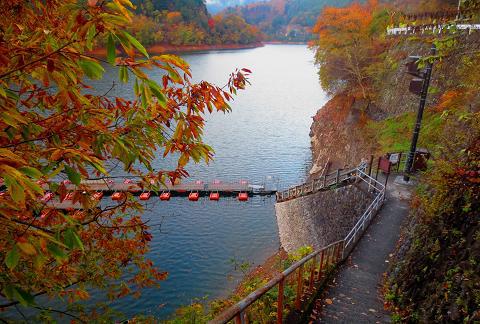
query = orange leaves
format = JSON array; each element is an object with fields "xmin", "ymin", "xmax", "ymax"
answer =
[
  {"xmin": 311, "ymin": 1, "xmax": 391, "ymax": 99},
  {"xmin": 435, "ymin": 90, "xmax": 462, "ymax": 112},
  {"xmin": 0, "ymin": 0, "xmax": 251, "ymax": 314}
]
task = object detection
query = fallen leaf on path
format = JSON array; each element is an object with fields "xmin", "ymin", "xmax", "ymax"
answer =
[{"xmin": 325, "ymin": 298, "xmax": 333, "ymax": 305}]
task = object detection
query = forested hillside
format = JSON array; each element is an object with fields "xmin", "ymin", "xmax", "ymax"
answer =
[
  {"xmin": 224, "ymin": 0, "xmax": 352, "ymax": 41},
  {"xmin": 103, "ymin": 0, "xmax": 262, "ymax": 48},
  {"xmin": 309, "ymin": 0, "xmax": 480, "ymax": 321}
]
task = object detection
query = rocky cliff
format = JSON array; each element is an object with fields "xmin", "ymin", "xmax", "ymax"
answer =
[{"xmin": 308, "ymin": 42, "xmax": 438, "ymax": 176}]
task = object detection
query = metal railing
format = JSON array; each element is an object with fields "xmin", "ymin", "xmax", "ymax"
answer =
[
  {"xmin": 387, "ymin": 23, "xmax": 480, "ymax": 35},
  {"xmin": 276, "ymin": 167, "xmax": 358, "ymax": 203},
  {"xmin": 211, "ymin": 165, "xmax": 385, "ymax": 324}
]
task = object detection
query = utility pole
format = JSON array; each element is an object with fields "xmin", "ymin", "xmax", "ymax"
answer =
[{"xmin": 403, "ymin": 43, "xmax": 436, "ymax": 182}]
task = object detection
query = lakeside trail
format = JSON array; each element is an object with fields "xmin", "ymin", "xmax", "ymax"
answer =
[{"xmin": 311, "ymin": 176, "xmax": 412, "ymax": 323}]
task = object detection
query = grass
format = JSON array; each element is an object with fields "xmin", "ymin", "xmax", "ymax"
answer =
[{"xmin": 367, "ymin": 109, "xmax": 445, "ymax": 155}]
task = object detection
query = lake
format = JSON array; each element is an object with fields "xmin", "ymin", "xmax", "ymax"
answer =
[{"xmin": 83, "ymin": 44, "xmax": 327, "ymax": 319}]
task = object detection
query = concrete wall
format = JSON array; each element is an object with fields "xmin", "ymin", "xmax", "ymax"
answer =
[{"xmin": 275, "ymin": 183, "xmax": 373, "ymax": 253}]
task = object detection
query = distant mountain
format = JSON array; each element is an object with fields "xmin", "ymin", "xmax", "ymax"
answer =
[
  {"xmin": 206, "ymin": 0, "xmax": 260, "ymax": 14},
  {"xmin": 223, "ymin": 0, "xmax": 353, "ymax": 41}
]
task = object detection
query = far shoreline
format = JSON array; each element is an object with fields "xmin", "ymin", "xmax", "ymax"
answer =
[{"xmin": 88, "ymin": 42, "xmax": 264, "ymax": 57}]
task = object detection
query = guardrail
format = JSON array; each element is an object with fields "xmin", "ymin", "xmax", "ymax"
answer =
[
  {"xmin": 387, "ymin": 23, "xmax": 480, "ymax": 35},
  {"xmin": 276, "ymin": 167, "xmax": 358, "ymax": 203},
  {"xmin": 211, "ymin": 165, "xmax": 385, "ymax": 324}
]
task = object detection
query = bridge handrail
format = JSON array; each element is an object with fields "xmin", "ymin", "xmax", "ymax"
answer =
[
  {"xmin": 276, "ymin": 167, "xmax": 358, "ymax": 202},
  {"xmin": 211, "ymin": 166, "xmax": 385, "ymax": 324}
]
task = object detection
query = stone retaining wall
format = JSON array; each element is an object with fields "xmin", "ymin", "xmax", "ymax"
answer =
[{"xmin": 275, "ymin": 183, "xmax": 373, "ymax": 253}]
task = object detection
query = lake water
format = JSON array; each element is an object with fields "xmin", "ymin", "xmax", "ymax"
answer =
[
  {"xmin": 59, "ymin": 44, "xmax": 329, "ymax": 320},
  {"xmin": 99, "ymin": 44, "xmax": 329, "ymax": 319}
]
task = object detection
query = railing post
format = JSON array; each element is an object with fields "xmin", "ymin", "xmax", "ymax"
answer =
[
  {"xmin": 336, "ymin": 169, "xmax": 340, "ymax": 184},
  {"xmin": 327, "ymin": 246, "xmax": 332, "ymax": 266},
  {"xmin": 397, "ymin": 152, "xmax": 402, "ymax": 172},
  {"xmin": 328, "ymin": 246, "xmax": 335, "ymax": 265},
  {"xmin": 336, "ymin": 242, "xmax": 343, "ymax": 262},
  {"xmin": 368, "ymin": 155, "xmax": 373, "ymax": 176},
  {"xmin": 277, "ymin": 278, "xmax": 284, "ymax": 324},
  {"xmin": 375, "ymin": 157, "xmax": 380, "ymax": 181},
  {"xmin": 295, "ymin": 264, "xmax": 304, "ymax": 310},
  {"xmin": 317, "ymin": 250, "xmax": 324, "ymax": 281},
  {"xmin": 235, "ymin": 313, "xmax": 242, "ymax": 324},
  {"xmin": 323, "ymin": 175, "xmax": 327, "ymax": 187},
  {"xmin": 309, "ymin": 255, "xmax": 317, "ymax": 291}
]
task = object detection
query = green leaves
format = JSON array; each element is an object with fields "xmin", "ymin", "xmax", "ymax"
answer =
[
  {"xmin": 47, "ymin": 242, "xmax": 67, "ymax": 261},
  {"xmin": 19, "ymin": 166, "xmax": 42, "ymax": 179},
  {"xmin": 78, "ymin": 59, "xmax": 105, "ymax": 80},
  {"xmin": 122, "ymin": 31, "xmax": 149, "ymax": 58},
  {"xmin": 64, "ymin": 165, "xmax": 81, "ymax": 185},
  {"xmin": 146, "ymin": 80, "xmax": 167, "ymax": 107},
  {"xmin": 3, "ymin": 285, "xmax": 35, "ymax": 306},
  {"xmin": 64, "ymin": 228, "xmax": 84, "ymax": 251},
  {"xmin": 86, "ymin": 24, "xmax": 96, "ymax": 50},
  {"xmin": 5, "ymin": 245, "xmax": 20, "ymax": 270},
  {"xmin": 3, "ymin": 175, "xmax": 25, "ymax": 203},
  {"xmin": 107, "ymin": 34, "xmax": 116, "ymax": 64},
  {"xmin": 119, "ymin": 66, "xmax": 129, "ymax": 83}
]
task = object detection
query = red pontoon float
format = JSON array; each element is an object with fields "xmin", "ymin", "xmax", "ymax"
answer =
[
  {"xmin": 111, "ymin": 192, "xmax": 123, "ymax": 201},
  {"xmin": 238, "ymin": 192, "xmax": 248, "ymax": 201},
  {"xmin": 209, "ymin": 192, "xmax": 220, "ymax": 201},
  {"xmin": 160, "ymin": 192, "xmax": 171, "ymax": 201},
  {"xmin": 139, "ymin": 192, "xmax": 151, "ymax": 200},
  {"xmin": 188, "ymin": 192, "xmax": 199, "ymax": 201}
]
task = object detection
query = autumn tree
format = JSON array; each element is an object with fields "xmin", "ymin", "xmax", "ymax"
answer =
[
  {"xmin": 0, "ymin": 0, "xmax": 249, "ymax": 320},
  {"xmin": 311, "ymin": 0, "xmax": 391, "ymax": 99}
]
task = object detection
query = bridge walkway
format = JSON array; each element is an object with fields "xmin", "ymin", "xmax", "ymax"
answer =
[{"xmin": 311, "ymin": 176, "xmax": 412, "ymax": 323}]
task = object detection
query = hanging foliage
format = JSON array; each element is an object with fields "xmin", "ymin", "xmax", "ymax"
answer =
[{"xmin": 0, "ymin": 0, "xmax": 250, "ymax": 319}]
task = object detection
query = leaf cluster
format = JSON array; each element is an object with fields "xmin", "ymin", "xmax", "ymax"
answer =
[{"xmin": 0, "ymin": 0, "xmax": 250, "ymax": 319}]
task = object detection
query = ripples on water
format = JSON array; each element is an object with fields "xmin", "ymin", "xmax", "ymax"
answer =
[{"xmin": 82, "ymin": 45, "xmax": 327, "ymax": 319}]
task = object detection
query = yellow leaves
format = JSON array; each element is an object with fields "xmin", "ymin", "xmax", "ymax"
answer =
[
  {"xmin": 178, "ymin": 153, "xmax": 190, "ymax": 168},
  {"xmin": 0, "ymin": 110, "xmax": 28, "ymax": 129},
  {"xmin": 108, "ymin": 0, "xmax": 133, "ymax": 23},
  {"xmin": 17, "ymin": 242, "xmax": 37, "ymax": 256},
  {"xmin": 325, "ymin": 298, "xmax": 333, "ymax": 305},
  {"xmin": 1, "ymin": 166, "xmax": 34, "ymax": 203},
  {"xmin": 173, "ymin": 120, "xmax": 185, "ymax": 140},
  {"xmin": 0, "ymin": 149, "xmax": 27, "ymax": 165}
]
